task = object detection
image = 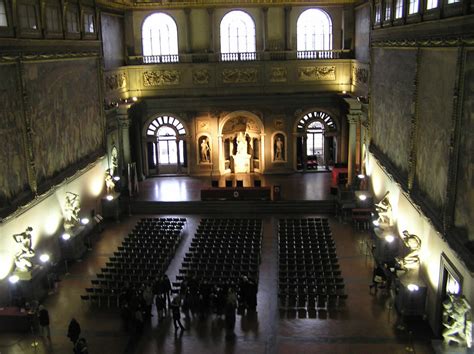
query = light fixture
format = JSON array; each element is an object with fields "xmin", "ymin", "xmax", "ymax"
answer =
[
  {"xmin": 358, "ymin": 174, "xmax": 366, "ymax": 179},
  {"xmin": 106, "ymin": 195, "xmax": 114, "ymax": 201},
  {"xmin": 39, "ymin": 254, "xmax": 50, "ymax": 263},
  {"xmin": 62, "ymin": 233, "xmax": 71, "ymax": 241},
  {"xmin": 132, "ymin": 96, "xmax": 138, "ymax": 102},
  {"xmin": 385, "ymin": 235, "xmax": 395, "ymax": 243},
  {"xmin": 373, "ymin": 219, "xmax": 380, "ymax": 227},
  {"xmin": 407, "ymin": 283, "xmax": 419, "ymax": 292},
  {"xmin": 9, "ymin": 275, "xmax": 19, "ymax": 284},
  {"xmin": 80, "ymin": 218, "xmax": 90, "ymax": 225},
  {"xmin": 113, "ymin": 176, "xmax": 120, "ymax": 181},
  {"xmin": 342, "ymin": 90, "xmax": 347, "ymax": 94},
  {"xmin": 358, "ymin": 194, "xmax": 367, "ymax": 201}
]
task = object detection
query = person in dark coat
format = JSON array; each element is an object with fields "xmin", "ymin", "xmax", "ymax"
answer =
[
  {"xmin": 38, "ymin": 305, "xmax": 51, "ymax": 339},
  {"xmin": 170, "ymin": 296, "xmax": 186, "ymax": 332},
  {"xmin": 67, "ymin": 318, "xmax": 81, "ymax": 344}
]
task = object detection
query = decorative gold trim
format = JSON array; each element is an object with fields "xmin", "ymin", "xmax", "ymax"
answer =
[
  {"xmin": 372, "ymin": 37, "xmax": 474, "ymax": 48},
  {"xmin": 298, "ymin": 66, "xmax": 335, "ymax": 81},
  {"xmin": 407, "ymin": 47, "xmax": 420, "ymax": 191},
  {"xmin": 0, "ymin": 52, "xmax": 99, "ymax": 63}
]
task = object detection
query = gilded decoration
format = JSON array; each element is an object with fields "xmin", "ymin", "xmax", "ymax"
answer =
[
  {"xmin": 353, "ymin": 66, "xmax": 369, "ymax": 85},
  {"xmin": 298, "ymin": 66, "xmax": 336, "ymax": 81},
  {"xmin": 105, "ymin": 72, "xmax": 127, "ymax": 92},
  {"xmin": 222, "ymin": 68, "xmax": 258, "ymax": 84},
  {"xmin": 143, "ymin": 70, "xmax": 180, "ymax": 86},
  {"xmin": 193, "ymin": 69, "xmax": 210, "ymax": 85},
  {"xmin": 222, "ymin": 116, "xmax": 260, "ymax": 135},
  {"xmin": 270, "ymin": 67, "xmax": 287, "ymax": 82}
]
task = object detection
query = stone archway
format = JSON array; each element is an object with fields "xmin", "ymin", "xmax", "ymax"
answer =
[{"xmin": 219, "ymin": 111, "xmax": 264, "ymax": 175}]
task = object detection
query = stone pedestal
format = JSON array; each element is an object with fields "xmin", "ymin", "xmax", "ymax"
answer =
[
  {"xmin": 233, "ymin": 154, "xmax": 251, "ymax": 173},
  {"xmin": 60, "ymin": 225, "xmax": 88, "ymax": 261}
]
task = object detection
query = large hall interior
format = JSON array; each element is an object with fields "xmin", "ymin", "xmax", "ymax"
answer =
[{"xmin": 0, "ymin": 0, "xmax": 473, "ymax": 353}]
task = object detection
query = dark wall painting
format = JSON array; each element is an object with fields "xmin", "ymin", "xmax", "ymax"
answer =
[
  {"xmin": 454, "ymin": 49, "xmax": 474, "ymax": 239},
  {"xmin": 0, "ymin": 64, "xmax": 29, "ymax": 207},
  {"xmin": 101, "ymin": 13, "xmax": 125, "ymax": 71},
  {"xmin": 371, "ymin": 48, "xmax": 417, "ymax": 176},
  {"xmin": 354, "ymin": 4, "xmax": 370, "ymax": 63},
  {"xmin": 24, "ymin": 58, "xmax": 104, "ymax": 186},
  {"xmin": 415, "ymin": 48, "xmax": 457, "ymax": 211}
]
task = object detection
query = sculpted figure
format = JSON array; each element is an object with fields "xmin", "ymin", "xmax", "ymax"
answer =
[
  {"xmin": 200, "ymin": 137, "xmax": 210, "ymax": 162},
  {"xmin": 13, "ymin": 227, "xmax": 35, "ymax": 272},
  {"xmin": 64, "ymin": 192, "xmax": 80, "ymax": 230},
  {"xmin": 275, "ymin": 136, "xmax": 284, "ymax": 161},
  {"xmin": 105, "ymin": 169, "xmax": 115, "ymax": 194},
  {"xmin": 442, "ymin": 295, "xmax": 472, "ymax": 348},
  {"xmin": 375, "ymin": 191, "xmax": 393, "ymax": 226},
  {"xmin": 396, "ymin": 230, "xmax": 422, "ymax": 270},
  {"xmin": 236, "ymin": 132, "xmax": 248, "ymax": 155}
]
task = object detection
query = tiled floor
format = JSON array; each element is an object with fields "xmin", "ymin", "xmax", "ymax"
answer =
[{"xmin": 0, "ymin": 175, "xmax": 436, "ymax": 354}]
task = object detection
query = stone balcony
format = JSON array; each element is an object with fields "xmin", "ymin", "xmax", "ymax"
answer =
[{"xmin": 104, "ymin": 50, "xmax": 363, "ymax": 101}]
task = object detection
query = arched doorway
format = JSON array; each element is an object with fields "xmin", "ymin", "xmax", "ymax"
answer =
[
  {"xmin": 296, "ymin": 111, "xmax": 338, "ymax": 171},
  {"xmin": 144, "ymin": 115, "xmax": 187, "ymax": 175},
  {"xmin": 219, "ymin": 112, "xmax": 264, "ymax": 175}
]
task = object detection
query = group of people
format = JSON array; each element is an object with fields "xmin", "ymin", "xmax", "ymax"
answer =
[{"xmin": 118, "ymin": 273, "xmax": 258, "ymax": 339}]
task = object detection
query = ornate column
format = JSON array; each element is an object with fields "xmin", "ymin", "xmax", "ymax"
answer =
[
  {"xmin": 344, "ymin": 98, "xmax": 363, "ymax": 186},
  {"xmin": 117, "ymin": 105, "xmax": 132, "ymax": 175},
  {"xmin": 184, "ymin": 8, "xmax": 192, "ymax": 54},
  {"xmin": 219, "ymin": 135, "xmax": 225, "ymax": 174},
  {"xmin": 284, "ymin": 7, "xmax": 292, "ymax": 51}
]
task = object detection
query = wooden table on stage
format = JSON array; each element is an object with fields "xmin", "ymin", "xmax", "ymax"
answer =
[
  {"xmin": 0, "ymin": 307, "xmax": 32, "ymax": 332},
  {"xmin": 201, "ymin": 186, "xmax": 272, "ymax": 201}
]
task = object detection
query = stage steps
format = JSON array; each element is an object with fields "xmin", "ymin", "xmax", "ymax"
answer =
[{"xmin": 130, "ymin": 200, "xmax": 336, "ymax": 215}]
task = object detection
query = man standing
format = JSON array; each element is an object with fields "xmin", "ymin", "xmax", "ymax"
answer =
[{"xmin": 38, "ymin": 305, "xmax": 51, "ymax": 340}]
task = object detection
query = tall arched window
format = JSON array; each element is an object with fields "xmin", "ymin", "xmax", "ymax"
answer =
[
  {"xmin": 297, "ymin": 9, "xmax": 332, "ymax": 58},
  {"xmin": 142, "ymin": 13, "xmax": 178, "ymax": 63},
  {"xmin": 220, "ymin": 10, "xmax": 256, "ymax": 61}
]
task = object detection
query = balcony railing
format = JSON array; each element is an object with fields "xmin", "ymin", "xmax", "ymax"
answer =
[{"xmin": 129, "ymin": 49, "xmax": 352, "ymax": 65}]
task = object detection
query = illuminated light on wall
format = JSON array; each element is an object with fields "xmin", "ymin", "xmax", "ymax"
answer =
[
  {"xmin": 62, "ymin": 233, "xmax": 71, "ymax": 241},
  {"xmin": 9, "ymin": 275, "xmax": 19, "ymax": 284},
  {"xmin": 0, "ymin": 253, "xmax": 13, "ymax": 280},
  {"xmin": 89, "ymin": 177, "xmax": 104, "ymax": 197},
  {"xmin": 358, "ymin": 194, "xmax": 367, "ymax": 201},
  {"xmin": 132, "ymin": 96, "xmax": 138, "ymax": 102},
  {"xmin": 80, "ymin": 218, "xmax": 90, "ymax": 225},
  {"xmin": 39, "ymin": 254, "xmax": 50, "ymax": 263},
  {"xmin": 385, "ymin": 235, "xmax": 395, "ymax": 243},
  {"xmin": 358, "ymin": 174, "xmax": 366, "ymax": 179},
  {"xmin": 407, "ymin": 283, "xmax": 419, "ymax": 292},
  {"xmin": 373, "ymin": 219, "xmax": 380, "ymax": 227},
  {"xmin": 42, "ymin": 213, "xmax": 62, "ymax": 236},
  {"xmin": 113, "ymin": 176, "xmax": 120, "ymax": 181},
  {"xmin": 106, "ymin": 195, "xmax": 114, "ymax": 201}
]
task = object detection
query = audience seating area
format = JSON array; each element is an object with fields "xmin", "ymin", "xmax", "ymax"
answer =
[
  {"xmin": 174, "ymin": 218, "xmax": 262, "ymax": 291},
  {"xmin": 278, "ymin": 218, "xmax": 347, "ymax": 318},
  {"xmin": 82, "ymin": 217, "xmax": 186, "ymax": 307}
]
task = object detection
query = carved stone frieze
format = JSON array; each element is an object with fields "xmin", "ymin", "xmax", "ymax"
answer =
[
  {"xmin": 222, "ymin": 68, "xmax": 258, "ymax": 84},
  {"xmin": 193, "ymin": 69, "xmax": 210, "ymax": 85},
  {"xmin": 197, "ymin": 119, "xmax": 210, "ymax": 132},
  {"xmin": 105, "ymin": 72, "xmax": 127, "ymax": 92},
  {"xmin": 143, "ymin": 70, "xmax": 180, "ymax": 86},
  {"xmin": 270, "ymin": 67, "xmax": 287, "ymax": 82},
  {"xmin": 298, "ymin": 66, "xmax": 336, "ymax": 81}
]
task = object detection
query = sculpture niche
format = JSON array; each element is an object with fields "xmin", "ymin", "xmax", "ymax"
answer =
[{"xmin": 64, "ymin": 192, "xmax": 81, "ymax": 231}]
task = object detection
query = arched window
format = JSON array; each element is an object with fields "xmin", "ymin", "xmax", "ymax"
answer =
[
  {"xmin": 142, "ymin": 13, "xmax": 178, "ymax": 63},
  {"xmin": 297, "ymin": 9, "xmax": 332, "ymax": 58},
  {"xmin": 146, "ymin": 116, "xmax": 186, "ymax": 169},
  {"xmin": 220, "ymin": 10, "xmax": 256, "ymax": 61}
]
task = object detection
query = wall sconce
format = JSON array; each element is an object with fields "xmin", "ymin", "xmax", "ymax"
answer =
[
  {"xmin": 113, "ymin": 176, "xmax": 120, "ymax": 181},
  {"xmin": 39, "ymin": 254, "xmax": 50, "ymax": 263},
  {"xmin": 80, "ymin": 218, "xmax": 90, "ymax": 225},
  {"xmin": 385, "ymin": 235, "xmax": 395, "ymax": 243},
  {"xmin": 132, "ymin": 96, "xmax": 138, "ymax": 102},
  {"xmin": 358, "ymin": 174, "xmax": 366, "ymax": 179},
  {"xmin": 61, "ymin": 233, "xmax": 71, "ymax": 241},
  {"xmin": 358, "ymin": 194, "xmax": 367, "ymax": 201},
  {"xmin": 106, "ymin": 195, "xmax": 114, "ymax": 201},
  {"xmin": 407, "ymin": 283, "xmax": 419, "ymax": 292},
  {"xmin": 8, "ymin": 275, "xmax": 19, "ymax": 284}
]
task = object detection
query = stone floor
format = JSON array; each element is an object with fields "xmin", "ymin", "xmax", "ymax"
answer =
[{"xmin": 0, "ymin": 174, "xmax": 436, "ymax": 354}]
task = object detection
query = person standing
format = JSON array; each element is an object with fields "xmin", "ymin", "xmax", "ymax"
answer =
[
  {"xmin": 38, "ymin": 305, "xmax": 51, "ymax": 340},
  {"xmin": 170, "ymin": 296, "xmax": 186, "ymax": 332},
  {"xmin": 67, "ymin": 318, "xmax": 81, "ymax": 344}
]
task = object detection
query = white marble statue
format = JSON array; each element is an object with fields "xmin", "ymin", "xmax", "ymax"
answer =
[
  {"xmin": 64, "ymin": 192, "xmax": 80, "ymax": 230},
  {"xmin": 375, "ymin": 191, "xmax": 393, "ymax": 226},
  {"xmin": 13, "ymin": 227, "xmax": 35, "ymax": 272},
  {"xmin": 236, "ymin": 132, "xmax": 248, "ymax": 156},
  {"xmin": 442, "ymin": 295, "xmax": 472, "ymax": 348},
  {"xmin": 396, "ymin": 230, "xmax": 422, "ymax": 270},
  {"xmin": 200, "ymin": 137, "xmax": 210, "ymax": 162},
  {"xmin": 275, "ymin": 136, "xmax": 284, "ymax": 160},
  {"xmin": 105, "ymin": 169, "xmax": 115, "ymax": 194}
]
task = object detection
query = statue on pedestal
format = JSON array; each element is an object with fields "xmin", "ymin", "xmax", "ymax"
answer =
[
  {"xmin": 105, "ymin": 169, "xmax": 115, "ymax": 194},
  {"xmin": 274, "ymin": 135, "xmax": 284, "ymax": 161},
  {"xmin": 442, "ymin": 295, "xmax": 472, "ymax": 348},
  {"xmin": 200, "ymin": 137, "xmax": 210, "ymax": 162},
  {"xmin": 64, "ymin": 192, "xmax": 80, "ymax": 231},
  {"xmin": 236, "ymin": 132, "xmax": 248, "ymax": 156},
  {"xmin": 396, "ymin": 230, "xmax": 422, "ymax": 270},
  {"xmin": 13, "ymin": 227, "xmax": 35, "ymax": 272},
  {"xmin": 375, "ymin": 191, "xmax": 393, "ymax": 226}
]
